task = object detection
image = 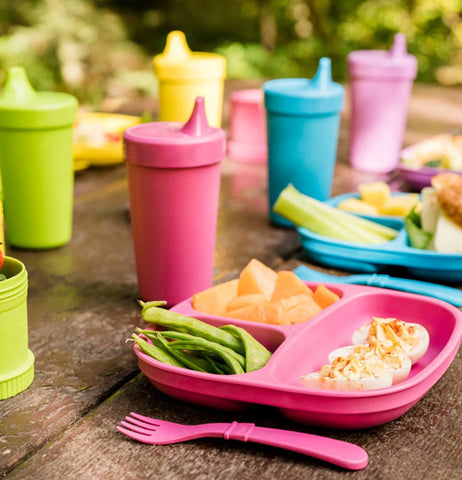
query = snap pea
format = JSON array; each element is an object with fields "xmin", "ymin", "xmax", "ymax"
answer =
[
  {"xmin": 157, "ymin": 330, "xmax": 246, "ymax": 369},
  {"xmin": 154, "ymin": 333, "xmax": 212, "ymax": 373},
  {"xmin": 137, "ymin": 329, "xmax": 213, "ymax": 373},
  {"xmin": 168, "ymin": 340, "xmax": 245, "ymax": 375},
  {"xmin": 202, "ymin": 353, "xmax": 231, "ymax": 374},
  {"xmin": 220, "ymin": 324, "xmax": 272, "ymax": 372},
  {"xmin": 131, "ymin": 334, "xmax": 183, "ymax": 367},
  {"xmin": 140, "ymin": 303, "xmax": 245, "ymax": 355}
]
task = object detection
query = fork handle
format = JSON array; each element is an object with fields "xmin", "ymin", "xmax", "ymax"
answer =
[{"xmin": 223, "ymin": 422, "xmax": 368, "ymax": 470}]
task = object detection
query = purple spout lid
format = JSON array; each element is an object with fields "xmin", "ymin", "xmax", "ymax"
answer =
[
  {"xmin": 124, "ymin": 97, "xmax": 226, "ymax": 169},
  {"xmin": 347, "ymin": 33, "xmax": 418, "ymax": 79}
]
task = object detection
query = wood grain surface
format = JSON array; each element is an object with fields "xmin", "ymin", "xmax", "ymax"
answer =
[{"xmin": 0, "ymin": 82, "xmax": 461, "ymax": 480}]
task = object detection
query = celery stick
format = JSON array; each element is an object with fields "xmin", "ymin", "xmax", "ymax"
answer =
[
  {"xmin": 296, "ymin": 187, "xmax": 398, "ymax": 240},
  {"xmin": 273, "ymin": 184, "xmax": 398, "ymax": 244}
]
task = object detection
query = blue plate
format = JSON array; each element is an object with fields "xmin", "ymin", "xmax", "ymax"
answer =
[
  {"xmin": 326, "ymin": 192, "xmax": 417, "ymax": 229},
  {"xmin": 298, "ymin": 194, "xmax": 462, "ymax": 283}
]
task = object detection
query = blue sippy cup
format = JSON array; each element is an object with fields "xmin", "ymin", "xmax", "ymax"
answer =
[{"xmin": 263, "ymin": 58, "xmax": 345, "ymax": 226}]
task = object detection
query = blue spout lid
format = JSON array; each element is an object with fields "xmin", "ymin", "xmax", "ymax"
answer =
[{"xmin": 263, "ymin": 58, "xmax": 345, "ymax": 115}]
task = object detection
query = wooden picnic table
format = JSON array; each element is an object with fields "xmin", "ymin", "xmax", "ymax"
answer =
[{"xmin": 1, "ymin": 81, "xmax": 461, "ymax": 479}]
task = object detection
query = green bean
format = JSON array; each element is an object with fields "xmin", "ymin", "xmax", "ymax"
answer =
[
  {"xmin": 220, "ymin": 325, "xmax": 272, "ymax": 372},
  {"xmin": 168, "ymin": 340, "xmax": 245, "ymax": 374},
  {"xmin": 131, "ymin": 334, "xmax": 183, "ymax": 367},
  {"xmin": 202, "ymin": 353, "xmax": 231, "ymax": 374},
  {"xmin": 137, "ymin": 329, "xmax": 213, "ymax": 373},
  {"xmin": 153, "ymin": 333, "xmax": 212, "ymax": 373},
  {"xmin": 150, "ymin": 330, "xmax": 246, "ymax": 368},
  {"xmin": 140, "ymin": 304, "xmax": 245, "ymax": 354}
]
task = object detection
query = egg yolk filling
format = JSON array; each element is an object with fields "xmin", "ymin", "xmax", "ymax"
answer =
[
  {"xmin": 367, "ymin": 317, "xmax": 420, "ymax": 352},
  {"xmin": 320, "ymin": 347, "xmax": 387, "ymax": 380}
]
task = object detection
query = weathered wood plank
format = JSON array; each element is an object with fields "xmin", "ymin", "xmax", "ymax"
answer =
[{"xmin": 1, "ymin": 82, "xmax": 462, "ymax": 479}]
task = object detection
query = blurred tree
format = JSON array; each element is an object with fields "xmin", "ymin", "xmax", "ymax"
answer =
[
  {"xmin": 0, "ymin": 0, "xmax": 154, "ymax": 104},
  {"xmin": 0, "ymin": 0, "xmax": 460, "ymax": 107},
  {"xmin": 102, "ymin": 0, "xmax": 462, "ymax": 83}
]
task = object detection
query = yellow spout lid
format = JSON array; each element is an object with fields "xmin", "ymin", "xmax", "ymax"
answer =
[{"xmin": 153, "ymin": 31, "xmax": 226, "ymax": 81}]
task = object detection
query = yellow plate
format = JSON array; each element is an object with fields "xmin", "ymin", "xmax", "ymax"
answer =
[{"xmin": 73, "ymin": 112, "xmax": 141, "ymax": 170}]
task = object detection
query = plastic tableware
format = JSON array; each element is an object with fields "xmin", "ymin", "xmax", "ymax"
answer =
[
  {"xmin": 396, "ymin": 163, "xmax": 462, "ymax": 191},
  {"xmin": 133, "ymin": 283, "xmax": 462, "ymax": 430},
  {"xmin": 124, "ymin": 97, "xmax": 226, "ymax": 306},
  {"xmin": 297, "ymin": 191, "xmax": 462, "ymax": 281},
  {"xmin": 347, "ymin": 34, "xmax": 417, "ymax": 173},
  {"xmin": 228, "ymin": 89, "xmax": 267, "ymax": 163},
  {"xmin": 293, "ymin": 264, "xmax": 462, "ymax": 307},
  {"xmin": 326, "ymin": 191, "xmax": 414, "ymax": 228},
  {"xmin": 153, "ymin": 31, "xmax": 226, "ymax": 127},
  {"xmin": 263, "ymin": 58, "xmax": 345, "ymax": 226},
  {"xmin": 0, "ymin": 257, "xmax": 34, "ymax": 400},
  {"xmin": 0, "ymin": 66, "xmax": 78, "ymax": 249},
  {"xmin": 297, "ymin": 221, "xmax": 462, "ymax": 282},
  {"xmin": 397, "ymin": 137, "xmax": 462, "ymax": 190},
  {"xmin": 73, "ymin": 112, "xmax": 141, "ymax": 171},
  {"xmin": 117, "ymin": 412, "xmax": 368, "ymax": 470}
]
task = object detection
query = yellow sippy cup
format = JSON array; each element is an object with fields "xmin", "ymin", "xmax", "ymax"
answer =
[{"xmin": 153, "ymin": 31, "xmax": 227, "ymax": 127}]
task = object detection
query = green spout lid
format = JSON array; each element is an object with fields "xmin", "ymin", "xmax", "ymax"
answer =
[{"xmin": 0, "ymin": 66, "xmax": 78, "ymax": 129}]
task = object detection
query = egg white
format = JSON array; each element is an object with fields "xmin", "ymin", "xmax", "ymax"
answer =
[
  {"xmin": 328, "ymin": 345, "xmax": 411, "ymax": 384},
  {"xmin": 301, "ymin": 371, "xmax": 393, "ymax": 391},
  {"xmin": 352, "ymin": 319, "xmax": 430, "ymax": 365}
]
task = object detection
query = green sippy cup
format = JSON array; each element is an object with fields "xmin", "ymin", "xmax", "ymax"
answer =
[
  {"xmin": 0, "ymin": 67, "xmax": 78, "ymax": 249},
  {"xmin": 0, "ymin": 256, "xmax": 33, "ymax": 399}
]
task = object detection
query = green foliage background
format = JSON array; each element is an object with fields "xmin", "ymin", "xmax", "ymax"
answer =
[{"xmin": 0, "ymin": 0, "xmax": 461, "ymax": 106}]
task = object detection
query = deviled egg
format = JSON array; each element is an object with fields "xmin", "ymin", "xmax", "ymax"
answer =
[
  {"xmin": 352, "ymin": 317, "xmax": 430, "ymax": 364},
  {"xmin": 301, "ymin": 350, "xmax": 393, "ymax": 391},
  {"xmin": 328, "ymin": 342, "xmax": 411, "ymax": 385}
]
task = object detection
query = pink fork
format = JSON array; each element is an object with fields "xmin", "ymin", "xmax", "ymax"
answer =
[{"xmin": 117, "ymin": 412, "xmax": 368, "ymax": 470}]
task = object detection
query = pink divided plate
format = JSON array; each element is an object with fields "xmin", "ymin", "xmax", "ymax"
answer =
[{"xmin": 133, "ymin": 283, "xmax": 462, "ymax": 430}]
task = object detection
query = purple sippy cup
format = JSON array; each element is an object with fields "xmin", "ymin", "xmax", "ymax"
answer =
[
  {"xmin": 124, "ymin": 98, "xmax": 226, "ymax": 306},
  {"xmin": 347, "ymin": 33, "xmax": 418, "ymax": 173}
]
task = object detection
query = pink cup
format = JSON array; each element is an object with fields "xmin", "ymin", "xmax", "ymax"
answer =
[
  {"xmin": 124, "ymin": 98, "xmax": 226, "ymax": 305},
  {"xmin": 228, "ymin": 89, "xmax": 267, "ymax": 163},
  {"xmin": 347, "ymin": 34, "xmax": 417, "ymax": 173}
]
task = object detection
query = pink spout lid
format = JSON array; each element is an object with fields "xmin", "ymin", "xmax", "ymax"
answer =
[
  {"xmin": 347, "ymin": 33, "xmax": 418, "ymax": 80},
  {"xmin": 124, "ymin": 97, "xmax": 226, "ymax": 169}
]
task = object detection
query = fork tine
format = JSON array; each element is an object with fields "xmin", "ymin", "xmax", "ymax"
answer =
[
  {"xmin": 120, "ymin": 420, "xmax": 154, "ymax": 436},
  {"xmin": 125, "ymin": 415, "xmax": 158, "ymax": 431},
  {"xmin": 130, "ymin": 412, "xmax": 164, "ymax": 426},
  {"xmin": 117, "ymin": 425, "xmax": 155, "ymax": 444}
]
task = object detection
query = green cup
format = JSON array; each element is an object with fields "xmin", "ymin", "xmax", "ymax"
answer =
[
  {"xmin": 0, "ymin": 67, "xmax": 78, "ymax": 249},
  {"xmin": 0, "ymin": 256, "xmax": 33, "ymax": 400}
]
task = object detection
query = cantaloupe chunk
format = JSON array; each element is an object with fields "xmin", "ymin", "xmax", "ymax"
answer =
[
  {"xmin": 358, "ymin": 181, "xmax": 390, "ymax": 208},
  {"xmin": 237, "ymin": 258, "xmax": 278, "ymax": 299},
  {"xmin": 337, "ymin": 198, "xmax": 379, "ymax": 215},
  {"xmin": 224, "ymin": 300, "xmax": 287, "ymax": 325},
  {"xmin": 284, "ymin": 296, "xmax": 322, "ymax": 324},
  {"xmin": 226, "ymin": 294, "xmax": 266, "ymax": 312},
  {"xmin": 313, "ymin": 284, "xmax": 340, "ymax": 309},
  {"xmin": 192, "ymin": 279, "xmax": 239, "ymax": 316},
  {"xmin": 277, "ymin": 293, "xmax": 313, "ymax": 312},
  {"xmin": 378, "ymin": 194, "xmax": 420, "ymax": 216},
  {"xmin": 270, "ymin": 271, "xmax": 313, "ymax": 301}
]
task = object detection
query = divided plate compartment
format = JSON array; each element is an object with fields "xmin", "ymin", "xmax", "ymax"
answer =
[
  {"xmin": 326, "ymin": 192, "xmax": 409, "ymax": 229},
  {"xmin": 397, "ymin": 144, "xmax": 462, "ymax": 191},
  {"xmin": 133, "ymin": 283, "xmax": 462, "ymax": 430},
  {"xmin": 299, "ymin": 193, "xmax": 462, "ymax": 283}
]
